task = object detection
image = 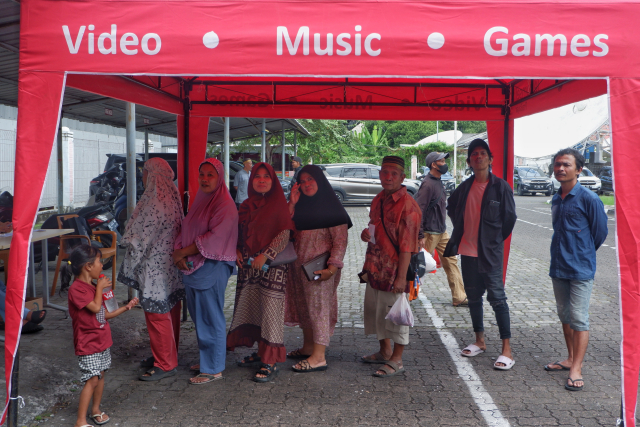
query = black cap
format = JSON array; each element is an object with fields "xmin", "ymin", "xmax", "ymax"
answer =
[
  {"xmin": 291, "ymin": 156, "xmax": 302, "ymax": 163},
  {"xmin": 467, "ymin": 139, "xmax": 492, "ymax": 159},
  {"xmin": 425, "ymin": 152, "xmax": 450, "ymax": 169}
]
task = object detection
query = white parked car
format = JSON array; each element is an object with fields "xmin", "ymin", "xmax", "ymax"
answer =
[{"xmin": 549, "ymin": 167, "xmax": 601, "ymax": 194}]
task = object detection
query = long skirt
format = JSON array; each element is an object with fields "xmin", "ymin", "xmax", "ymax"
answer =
[{"xmin": 227, "ymin": 262, "xmax": 288, "ymax": 365}]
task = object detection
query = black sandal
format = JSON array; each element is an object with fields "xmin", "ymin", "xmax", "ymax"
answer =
[
  {"xmin": 29, "ymin": 310, "xmax": 47, "ymax": 325},
  {"xmin": 253, "ymin": 363, "xmax": 278, "ymax": 383},
  {"xmin": 140, "ymin": 356, "xmax": 155, "ymax": 368},
  {"xmin": 237, "ymin": 352, "xmax": 262, "ymax": 367}
]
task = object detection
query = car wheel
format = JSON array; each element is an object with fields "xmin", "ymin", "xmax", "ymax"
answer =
[
  {"xmin": 517, "ymin": 185, "xmax": 524, "ymax": 196},
  {"xmin": 334, "ymin": 191, "xmax": 344, "ymax": 204},
  {"xmin": 545, "ymin": 190, "xmax": 551, "ymax": 196}
]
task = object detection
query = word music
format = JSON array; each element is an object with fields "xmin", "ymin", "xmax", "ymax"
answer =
[
  {"xmin": 277, "ymin": 26, "xmax": 381, "ymax": 56},
  {"xmin": 62, "ymin": 25, "xmax": 162, "ymax": 55},
  {"xmin": 484, "ymin": 27, "xmax": 609, "ymax": 57}
]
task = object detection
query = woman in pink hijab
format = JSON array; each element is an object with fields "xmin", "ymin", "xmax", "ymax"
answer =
[{"xmin": 173, "ymin": 158, "xmax": 238, "ymax": 385}]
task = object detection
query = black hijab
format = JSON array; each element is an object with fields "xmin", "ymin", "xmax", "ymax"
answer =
[{"xmin": 293, "ymin": 165, "xmax": 353, "ymax": 231}]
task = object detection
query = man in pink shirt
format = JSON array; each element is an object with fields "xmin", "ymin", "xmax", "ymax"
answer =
[{"xmin": 443, "ymin": 139, "xmax": 517, "ymax": 370}]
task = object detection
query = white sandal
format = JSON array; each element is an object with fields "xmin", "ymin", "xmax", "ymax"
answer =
[
  {"xmin": 494, "ymin": 355, "xmax": 515, "ymax": 370},
  {"xmin": 461, "ymin": 344, "xmax": 485, "ymax": 357}
]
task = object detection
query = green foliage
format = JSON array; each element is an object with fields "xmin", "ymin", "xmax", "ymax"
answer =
[
  {"xmin": 364, "ymin": 121, "xmax": 486, "ymax": 147},
  {"xmin": 354, "ymin": 124, "xmax": 388, "ymax": 147}
]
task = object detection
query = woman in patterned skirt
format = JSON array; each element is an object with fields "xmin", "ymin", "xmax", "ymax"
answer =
[
  {"xmin": 285, "ymin": 165, "xmax": 351, "ymax": 372},
  {"xmin": 118, "ymin": 157, "xmax": 184, "ymax": 381},
  {"xmin": 227, "ymin": 162, "xmax": 295, "ymax": 383}
]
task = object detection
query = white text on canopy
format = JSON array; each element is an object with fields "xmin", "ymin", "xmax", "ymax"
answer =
[
  {"xmin": 484, "ymin": 27, "xmax": 608, "ymax": 57},
  {"xmin": 62, "ymin": 25, "xmax": 162, "ymax": 55},
  {"xmin": 277, "ymin": 26, "xmax": 381, "ymax": 56}
]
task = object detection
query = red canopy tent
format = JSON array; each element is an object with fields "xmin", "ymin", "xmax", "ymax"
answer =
[{"xmin": 8, "ymin": 0, "xmax": 640, "ymax": 424}]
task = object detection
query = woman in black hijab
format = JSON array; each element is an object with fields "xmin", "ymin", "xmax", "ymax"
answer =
[{"xmin": 284, "ymin": 165, "xmax": 352, "ymax": 373}]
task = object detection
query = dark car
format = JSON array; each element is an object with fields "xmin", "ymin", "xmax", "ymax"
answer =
[
  {"xmin": 318, "ymin": 163, "xmax": 421, "ymax": 204},
  {"xmin": 598, "ymin": 166, "xmax": 613, "ymax": 194},
  {"xmin": 514, "ymin": 166, "xmax": 554, "ymax": 196}
]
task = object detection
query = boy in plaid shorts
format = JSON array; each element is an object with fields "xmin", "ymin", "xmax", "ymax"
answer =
[{"xmin": 63, "ymin": 245, "xmax": 138, "ymax": 426}]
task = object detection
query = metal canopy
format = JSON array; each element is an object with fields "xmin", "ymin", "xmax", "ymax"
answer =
[{"xmin": 0, "ymin": 0, "xmax": 309, "ymax": 142}]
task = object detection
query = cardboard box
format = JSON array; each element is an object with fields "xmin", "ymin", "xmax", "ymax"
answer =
[{"xmin": 25, "ymin": 297, "xmax": 43, "ymax": 312}]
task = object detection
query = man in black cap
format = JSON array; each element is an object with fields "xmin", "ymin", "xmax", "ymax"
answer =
[
  {"xmin": 359, "ymin": 156, "xmax": 422, "ymax": 378},
  {"xmin": 290, "ymin": 156, "xmax": 303, "ymax": 184},
  {"xmin": 415, "ymin": 152, "xmax": 467, "ymax": 307},
  {"xmin": 444, "ymin": 139, "xmax": 517, "ymax": 370}
]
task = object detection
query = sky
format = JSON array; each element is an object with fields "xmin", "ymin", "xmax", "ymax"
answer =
[{"xmin": 513, "ymin": 94, "xmax": 609, "ymax": 158}]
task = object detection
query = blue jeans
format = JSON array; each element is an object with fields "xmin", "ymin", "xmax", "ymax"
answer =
[
  {"xmin": 460, "ymin": 256, "xmax": 511, "ymax": 340},
  {"xmin": 551, "ymin": 277, "xmax": 594, "ymax": 331},
  {"xmin": 0, "ymin": 281, "xmax": 29, "ymax": 321}
]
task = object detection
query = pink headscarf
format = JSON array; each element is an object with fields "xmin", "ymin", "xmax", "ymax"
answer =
[{"xmin": 175, "ymin": 158, "xmax": 238, "ymax": 274}]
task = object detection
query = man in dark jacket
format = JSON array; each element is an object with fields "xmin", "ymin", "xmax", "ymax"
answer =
[
  {"xmin": 444, "ymin": 139, "xmax": 517, "ymax": 370},
  {"xmin": 290, "ymin": 156, "xmax": 303, "ymax": 184},
  {"xmin": 415, "ymin": 152, "xmax": 467, "ymax": 307}
]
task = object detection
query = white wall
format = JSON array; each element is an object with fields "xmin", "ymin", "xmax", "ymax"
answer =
[{"xmin": 0, "ymin": 104, "xmax": 177, "ymax": 209}]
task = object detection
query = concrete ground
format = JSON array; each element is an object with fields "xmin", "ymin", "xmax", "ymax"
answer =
[{"xmin": 0, "ymin": 197, "xmax": 626, "ymax": 426}]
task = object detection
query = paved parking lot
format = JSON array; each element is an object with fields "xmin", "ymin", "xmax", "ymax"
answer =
[{"xmin": 2, "ymin": 197, "xmax": 625, "ymax": 426}]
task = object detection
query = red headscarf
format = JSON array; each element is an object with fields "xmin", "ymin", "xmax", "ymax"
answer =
[{"xmin": 238, "ymin": 162, "xmax": 294, "ymax": 255}]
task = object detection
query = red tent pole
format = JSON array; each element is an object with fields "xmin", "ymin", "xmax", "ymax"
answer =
[{"xmin": 182, "ymin": 82, "xmax": 190, "ymax": 215}]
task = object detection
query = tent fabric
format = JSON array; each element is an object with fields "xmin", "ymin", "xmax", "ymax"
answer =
[
  {"xmin": 4, "ymin": 70, "xmax": 66, "ymax": 422},
  {"xmin": 9, "ymin": 1, "xmax": 640, "ymax": 425},
  {"xmin": 609, "ymin": 77, "xmax": 640, "ymax": 426}
]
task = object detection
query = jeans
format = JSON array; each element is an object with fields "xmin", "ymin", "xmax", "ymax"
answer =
[
  {"xmin": 551, "ymin": 277, "xmax": 594, "ymax": 331},
  {"xmin": 460, "ymin": 256, "xmax": 511, "ymax": 340},
  {"xmin": 0, "ymin": 281, "xmax": 29, "ymax": 321}
]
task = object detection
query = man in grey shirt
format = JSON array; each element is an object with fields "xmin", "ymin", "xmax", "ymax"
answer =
[
  {"xmin": 415, "ymin": 152, "xmax": 467, "ymax": 307},
  {"xmin": 233, "ymin": 158, "xmax": 252, "ymax": 208}
]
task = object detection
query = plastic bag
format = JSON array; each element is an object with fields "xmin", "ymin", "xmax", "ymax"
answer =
[
  {"xmin": 385, "ymin": 295, "xmax": 414, "ymax": 327},
  {"xmin": 422, "ymin": 249, "xmax": 437, "ymax": 273}
]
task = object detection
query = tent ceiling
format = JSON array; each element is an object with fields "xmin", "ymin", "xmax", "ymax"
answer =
[{"xmin": 0, "ymin": 0, "xmax": 308, "ymax": 143}]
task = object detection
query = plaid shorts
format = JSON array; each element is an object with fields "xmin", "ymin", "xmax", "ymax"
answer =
[{"xmin": 78, "ymin": 348, "xmax": 111, "ymax": 383}]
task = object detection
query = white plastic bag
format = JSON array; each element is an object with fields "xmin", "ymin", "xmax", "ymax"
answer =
[
  {"xmin": 385, "ymin": 295, "xmax": 414, "ymax": 327},
  {"xmin": 422, "ymin": 248, "xmax": 437, "ymax": 273}
]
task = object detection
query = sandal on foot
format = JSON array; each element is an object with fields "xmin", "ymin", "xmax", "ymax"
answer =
[
  {"xmin": 139, "ymin": 367, "xmax": 177, "ymax": 381},
  {"xmin": 565, "ymin": 377, "xmax": 584, "ymax": 391},
  {"xmin": 360, "ymin": 352, "xmax": 390, "ymax": 364},
  {"xmin": 90, "ymin": 412, "xmax": 110, "ymax": 425},
  {"xmin": 544, "ymin": 361, "xmax": 570, "ymax": 371},
  {"xmin": 453, "ymin": 298, "xmax": 468, "ymax": 307},
  {"xmin": 253, "ymin": 363, "xmax": 278, "ymax": 383},
  {"xmin": 494, "ymin": 355, "xmax": 515, "ymax": 370},
  {"xmin": 286, "ymin": 349, "xmax": 311, "ymax": 360},
  {"xmin": 189, "ymin": 373, "xmax": 224, "ymax": 385},
  {"xmin": 21, "ymin": 322, "xmax": 43, "ymax": 334},
  {"xmin": 292, "ymin": 359, "xmax": 328, "ymax": 373},
  {"xmin": 237, "ymin": 352, "xmax": 262, "ymax": 367},
  {"xmin": 140, "ymin": 356, "xmax": 155, "ymax": 368},
  {"xmin": 372, "ymin": 360, "xmax": 405, "ymax": 378},
  {"xmin": 461, "ymin": 344, "xmax": 485, "ymax": 357},
  {"xmin": 29, "ymin": 310, "xmax": 47, "ymax": 325}
]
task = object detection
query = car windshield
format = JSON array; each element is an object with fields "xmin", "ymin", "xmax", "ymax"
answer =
[
  {"xmin": 518, "ymin": 167, "xmax": 546, "ymax": 178},
  {"xmin": 580, "ymin": 168, "xmax": 594, "ymax": 177}
]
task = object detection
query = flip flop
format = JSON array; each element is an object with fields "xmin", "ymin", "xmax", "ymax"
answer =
[
  {"xmin": 189, "ymin": 373, "xmax": 224, "ymax": 385},
  {"xmin": 494, "ymin": 355, "xmax": 515, "ymax": 370},
  {"xmin": 292, "ymin": 359, "xmax": 328, "ymax": 373},
  {"xmin": 372, "ymin": 360, "xmax": 405, "ymax": 378},
  {"xmin": 360, "ymin": 352, "xmax": 390, "ymax": 364},
  {"xmin": 21, "ymin": 322, "xmax": 43, "ymax": 334},
  {"xmin": 565, "ymin": 377, "xmax": 584, "ymax": 391},
  {"xmin": 90, "ymin": 412, "xmax": 110, "ymax": 425},
  {"xmin": 139, "ymin": 367, "xmax": 177, "ymax": 381},
  {"xmin": 544, "ymin": 361, "xmax": 570, "ymax": 371},
  {"xmin": 286, "ymin": 349, "xmax": 311, "ymax": 360},
  {"xmin": 461, "ymin": 344, "xmax": 485, "ymax": 357},
  {"xmin": 29, "ymin": 310, "xmax": 47, "ymax": 325}
]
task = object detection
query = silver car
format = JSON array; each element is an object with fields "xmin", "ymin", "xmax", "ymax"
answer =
[
  {"xmin": 549, "ymin": 166, "xmax": 601, "ymax": 194},
  {"xmin": 320, "ymin": 163, "xmax": 420, "ymax": 204}
]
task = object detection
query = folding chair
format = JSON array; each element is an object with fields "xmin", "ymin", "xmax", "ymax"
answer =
[{"xmin": 50, "ymin": 214, "xmax": 117, "ymax": 296}]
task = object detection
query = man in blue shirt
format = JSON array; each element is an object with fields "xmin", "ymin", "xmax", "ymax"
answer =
[
  {"xmin": 233, "ymin": 158, "xmax": 252, "ymax": 208},
  {"xmin": 544, "ymin": 148, "xmax": 608, "ymax": 392}
]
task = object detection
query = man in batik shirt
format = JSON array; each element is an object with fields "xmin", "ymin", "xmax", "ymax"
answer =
[{"xmin": 359, "ymin": 156, "xmax": 422, "ymax": 378}]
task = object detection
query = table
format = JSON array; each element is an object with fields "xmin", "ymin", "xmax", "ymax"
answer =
[{"xmin": 0, "ymin": 228, "xmax": 74, "ymax": 312}]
